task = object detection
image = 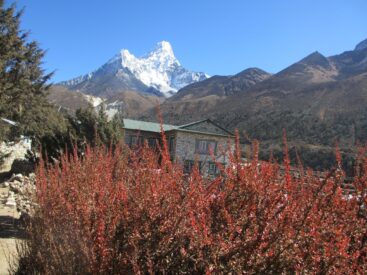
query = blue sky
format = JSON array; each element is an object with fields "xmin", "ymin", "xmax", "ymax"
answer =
[{"xmin": 10, "ymin": 0, "xmax": 367, "ymax": 82}]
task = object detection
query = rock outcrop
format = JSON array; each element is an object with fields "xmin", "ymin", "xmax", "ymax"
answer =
[
  {"xmin": 0, "ymin": 138, "xmax": 32, "ymax": 174},
  {"xmin": 1, "ymin": 173, "xmax": 37, "ymax": 217}
]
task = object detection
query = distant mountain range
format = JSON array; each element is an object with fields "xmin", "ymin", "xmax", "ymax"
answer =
[
  {"xmin": 138, "ymin": 37, "xmax": 367, "ymax": 171},
  {"xmin": 58, "ymin": 41, "xmax": 208, "ymax": 98},
  {"xmin": 50, "ymin": 38, "xmax": 367, "ymax": 171},
  {"xmin": 155, "ymin": 38, "xmax": 367, "ymax": 127}
]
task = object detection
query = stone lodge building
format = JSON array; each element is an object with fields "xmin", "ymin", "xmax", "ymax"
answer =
[{"xmin": 123, "ymin": 119, "xmax": 235, "ymax": 175}]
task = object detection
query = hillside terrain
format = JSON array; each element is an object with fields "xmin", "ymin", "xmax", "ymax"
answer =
[
  {"xmin": 48, "ymin": 85, "xmax": 162, "ymax": 117},
  {"xmin": 48, "ymin": 85, "xmax": 94, "ymax": 113},
  {"xmin": 50, "ymin": 38, "xmax": 367, "ymax": 171},
  {"xmin": 141, "ymin": 38, "xmax": 367, "ymax": 171}
]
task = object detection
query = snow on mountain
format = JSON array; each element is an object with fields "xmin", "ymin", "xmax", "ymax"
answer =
[
  {"xmin": 116, "ymin": 40, "xmax": 209, "ymax": 96},
  {"xmin": 84, "ymin": 94, "xmax": 104, "ymax": 107},
  {"xmin": 103, "ymin": 101, "xmax": 125, "ymax": 119},
  {"xmin": 60, "ymin": 41, "xmax": 209, "ymax": 97},
  {"xmin": 60, "ymin": 72, "xmax": 94, "ymax": 87}
]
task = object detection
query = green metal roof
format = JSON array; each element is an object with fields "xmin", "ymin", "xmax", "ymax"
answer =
[
  {"xmin": 178, "ymin": 119, "xmax": 234, "ymax": 136},
  {"xmin": 123, "ymin": 119, "xmax": 177, "ymax": 133},
  {"xmin": 123, "ymin": 118, "xmax": 234, "ymax": 137}
]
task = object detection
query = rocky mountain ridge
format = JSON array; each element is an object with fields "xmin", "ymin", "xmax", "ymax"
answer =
[
  {"xmin": 50, "ymin": 37, "xmax": 367, "ymax": 171},
  {"xmin": 59, "ymin": 41, "xmax": 208, "ymax": 98},
  {"xmin": 140, "ymin": 38, "xmax": 367, "ymax": 171}
]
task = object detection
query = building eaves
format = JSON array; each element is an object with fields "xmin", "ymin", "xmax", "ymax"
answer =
[
  {"xmin": 177, "ymin": 119, "xmax": 234, "ymax": 136},
  {"xmin": 123, "ymin": 119, "xmax": 177, "ymax": 133},
  {"xmin": 166, "ymin": 128, "xmax": 235, "ymax": 138}
]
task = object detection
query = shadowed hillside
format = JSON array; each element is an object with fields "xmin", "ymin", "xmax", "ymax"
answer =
[{"xmin": 141, "ymin": 39, "xmax": 367, "ymax": 171}]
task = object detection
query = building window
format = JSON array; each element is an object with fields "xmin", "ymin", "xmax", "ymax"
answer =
[
  {"xmin": 208, "ymin": 162, "xmax": 217, "ymax": 175},
  {"xmin": 148, "ymin": 137, "xmax": 158, "ymax": 148},
  {"xmin": 184, "ymin": 160, "xmax": 202, "ymax": 174},
  {"xmin": 207, "ymin": 162, "xmax": 224, "ymax": 176},
  {"xmin": 195, "ymin": 139, "xmax": 217, "ymax": 155},
  {"xmin": 130, "ymin": 136, "xmax": 138, "ymax": 146},
  {"xmin": 127, "ymin": 135, "xmax": 143, "ymax": 147},
  {"xmin": 169, "ymin": 136, "xmax": 175, "ymax": 153}
]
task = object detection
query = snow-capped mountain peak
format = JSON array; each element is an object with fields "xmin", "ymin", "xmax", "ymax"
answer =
[
  {"xmin": 120, "ymin": 49, "xmax": 134, "ymax": 61},
  {"xmin": 120, "ymin": 41, "xmax": 179, "ymax": 69},
  {"xmin": 59, "ymin": 41, "xmax": 208, "ymax": 98},
  {"xmin": 145, "ymin": 41, "xmax": 179, "ymax": 65},
  {"xmin": 119, "ymin": 41, "xmax": 186, "ymax": 94}
]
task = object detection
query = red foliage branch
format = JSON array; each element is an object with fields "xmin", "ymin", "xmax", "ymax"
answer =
[{"xmin": 16, "ymin": 132, "xmax": 367, "ymax": 274}]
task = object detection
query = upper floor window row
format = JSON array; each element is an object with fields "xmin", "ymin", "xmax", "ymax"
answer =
[
  {"xmin": 125, "ymin": 135, "xmax": 159, "ymax": 148},
  {"xmin": 195, "ymin": 139, "xmax": 217, "ymax": 155}
]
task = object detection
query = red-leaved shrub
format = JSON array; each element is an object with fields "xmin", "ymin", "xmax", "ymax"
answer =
[{"xmin": 13, "ymin": 133, "xmax": 367, "ymax": 274}]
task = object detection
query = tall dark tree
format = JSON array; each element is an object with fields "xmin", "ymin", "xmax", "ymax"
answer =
[
  {"xmin": 0, "ymin": 1, "xmax": 124, "ymax": 161},
  {"xmin": 69, "ymin": 105, "xmax": 124, "ymax": 148},
  {"xmin": 0, "ymin": 1, "xmax": 68, "ymax": 144}
]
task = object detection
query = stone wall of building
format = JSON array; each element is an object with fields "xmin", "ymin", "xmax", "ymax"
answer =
[{"xmin": 174, "ymin": 131, "xmax": 234, "ymax": 175}]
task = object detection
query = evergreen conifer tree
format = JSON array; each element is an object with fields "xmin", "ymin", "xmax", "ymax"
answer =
[
  {"xmin": 0, "ymin": 1, "xmax": 68, "ymax": 146},
  {"xmin": 0, "ymin": 1, "xmax": 124, "ymax": 159}
]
